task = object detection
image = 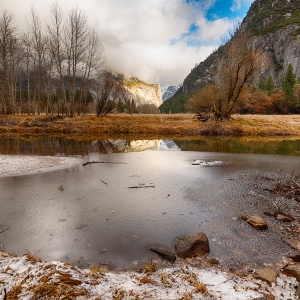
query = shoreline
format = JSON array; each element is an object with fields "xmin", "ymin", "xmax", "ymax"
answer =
[
  {"xmin": 1, "ymin": 114, "xmax": 300, "ymax": 137},
  {"xmin": 0, "ymin": 250, "xmax": 296, "ymax": 299},
  {"xmin": 0, "ymin": 155, "xmax": 83, "ymax": 177}
]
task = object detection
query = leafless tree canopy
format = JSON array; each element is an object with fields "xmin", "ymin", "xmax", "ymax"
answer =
[
  {"xmin": 95, "ymin": 71, "xmax": 128, "ymax": 117},
  {"xmin": 0, "ymin": 4, "xmax": 107, "ymax": 116},
  {"xmin": 188, "ymin": 27, "xmax": 265, "ymax": 121},
  {"xmin": 213, "ymin": 28, "xmax": 264, "ymax": 120}
]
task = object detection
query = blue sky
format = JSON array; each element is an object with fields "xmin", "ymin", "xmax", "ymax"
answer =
[{"xmin": 1, "ymin": 0, "xmax": 254, "ymax": 87}]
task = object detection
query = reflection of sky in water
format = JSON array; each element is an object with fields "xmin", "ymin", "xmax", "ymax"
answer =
[{"xmin": 0, "ymin": 151, "xmax": 299, "ymax": 270}]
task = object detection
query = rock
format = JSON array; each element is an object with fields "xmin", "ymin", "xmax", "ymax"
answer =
[
  {"xmin": 290, "ymin": 251, "xmax": 300, "ymax": 262},
  {"xmin": 174, "ymin": 232, "xmax": 210, "ymax": 259},
  {"xmin": 282, "ymin": 263, "xmax": 300, "ymax": 282},
  {"xmin": 123, "ymin": 77, "xmax": 162, "ymax": 108},
  {"xmin": 275, "ymin": 212, "xmax": 294, "ymax": 222},
  {"xmin": 149, "ymin": 247, "xmax": 176, "ymax": 263},
  {"xmin": 253, "ymin": 268, "xmax": 279, "ymax": 286},
  {"xmin": 247, "ymin": 215, "xmax": 268, "ymax": 230},
  {"xmin": 282, "ymin": 237, "xmax": 300, "ymax": 250}
]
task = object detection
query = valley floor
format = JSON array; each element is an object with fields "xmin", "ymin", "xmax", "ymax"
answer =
[{"xmin": 1, "ymin": 114, "xmax": 300, "ymax": 137}]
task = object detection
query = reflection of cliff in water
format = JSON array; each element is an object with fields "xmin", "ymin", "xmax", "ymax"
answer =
[{"xmin": 0, "ymin": 136, "xmax": 171, "ymax": 156}]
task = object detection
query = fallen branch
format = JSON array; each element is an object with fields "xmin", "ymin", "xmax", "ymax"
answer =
[
  {"xmin": 83, "ymin": 161, "xmax": 127, "ymax": 166},
  {"xmin": 128, "ymin": 185, "xmax": 155, "ymax": 189}
]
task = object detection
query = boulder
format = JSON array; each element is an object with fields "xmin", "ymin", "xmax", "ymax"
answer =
[
  {"xmin": 247, "ymin": 215, "xmax": 268, "ymax": 230},
  {"xmin": 149, "ymin": 247, "xmax": 176, "ymax": 263},
  {"xmin": 282, "ymin": 263, "xmax": 300, "ymax": 282},
  {"xmin": 174, "ymin": 232, "xmax": 210, "ymax": 259},
  {"xmin": 289, "ymin": 251, "xmax": 300, "ymax": 262},
  {"xmin": 253, "ymin": 268, "xmax": 279, "ymax": 286}
]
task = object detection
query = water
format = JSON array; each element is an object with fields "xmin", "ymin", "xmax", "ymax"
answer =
[{"xmin": 0, "ymin": 136, "xmax": 300, "ymax": 270}]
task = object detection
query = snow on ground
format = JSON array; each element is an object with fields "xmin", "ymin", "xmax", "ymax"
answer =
[
  {"xmin": 0, "ymin": 251, "xmax": 297, "ymax": 299},
  {"xmin": 0, "ymin": 155, "xmax": 82, "ymax": 177}
]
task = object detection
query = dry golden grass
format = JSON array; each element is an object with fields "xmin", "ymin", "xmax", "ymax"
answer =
[{"xmin": 0, "ymin": 113, "xmax": 300, "ymax": 137}]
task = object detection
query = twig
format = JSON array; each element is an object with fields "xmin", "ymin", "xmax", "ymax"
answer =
[
  {"xmin": 258, "ymin": 194, "xmax": 279, "ymax": 212},
  {"xmin": 292, "ymin": 176, "xmax": 300, "ymax": 188},
  {"xmin": 83, "ymin": 161, "xmax": 127, "ymax": 166},
  {"xmin": 100, "ymin": 180, "xmax": 107, "ymax": 185},
  {"xmin": 0, "ymin": 227, "xmax": 9, "ymax": 234}
]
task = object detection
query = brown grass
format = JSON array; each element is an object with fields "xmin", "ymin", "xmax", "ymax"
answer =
[{"xmin": 0, "ymin": 113, "xmax": 300, "ymax": 137}]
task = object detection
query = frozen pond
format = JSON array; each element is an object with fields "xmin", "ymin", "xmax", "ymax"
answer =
[{"xmin": 1, "ymin": 142, "xmax": 299, "ymax": 270}]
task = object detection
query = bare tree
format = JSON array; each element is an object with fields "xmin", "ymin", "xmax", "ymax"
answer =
[
  {"xmin": 213, "ymin": 27, "xmax": 264, "ymax": 120},
  {"xmin": 64, "ymin": 7, "xmax": 89, "ymax": 117},
  {"xmin": 95, "ymin": 71, "xmax": 127, "ymax": 117},
  {"xmin": 27, "ymin": 7, "xmax": 48, "ymax": 115},
  {"xmin": 0, "ymin": 10, "xmax": 22, "ymax": 114},
  {"xmin": 47, "ymin": 2, "xmax": 68, "ymax": 116},
  {"xmin": 80, "ymin": 29, "xmax": 105, "ymax": 114}
]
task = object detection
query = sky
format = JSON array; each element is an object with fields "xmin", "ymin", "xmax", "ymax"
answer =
[{"xmin": 1, "ymin": 0, "xmax": 254, "ymax": 88}]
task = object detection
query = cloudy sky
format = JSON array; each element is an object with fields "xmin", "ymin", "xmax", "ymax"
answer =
[{"xmin": 1, "ymin": 0, "xmax": 254, "ymax": 88}]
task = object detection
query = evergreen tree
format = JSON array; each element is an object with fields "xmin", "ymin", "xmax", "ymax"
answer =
[
  {"xmin": 258, "ymin": 76, "xmax": 266, "ymax": 91},
  {"xmin": 266, "ymin": 75, "xmax": 275, "ymax": 95},
  {"xmin": 282, "ymin": 63, "xmax": 297, "ymax": 113}
]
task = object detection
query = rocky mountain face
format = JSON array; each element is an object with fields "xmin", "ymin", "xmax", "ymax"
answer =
[
  {"xmin": 123, "ymin": 77, "xmax": 162, "ymax": 108},
  {"xmin": 162, "ymin": 85, "xmax": 182, "ymax": 101},
  {"xmin": 160, "ymin": 0, "xmax": 300, "ymax": 113}
]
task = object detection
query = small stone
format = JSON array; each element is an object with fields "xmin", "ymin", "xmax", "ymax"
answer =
[
  {"xmin": 247, "ymin": 215, "xmax": 268, "ymax": 230},
  {"xmin": 174, "ymin": 232, "xmax": 210, "ymax": 259},
  {"xmin": 149, "ymin": 247, "xmax": 176, "ymax": 263},
  {"xmin": 282, "ymin": 237, "xmax": 300, "ymax": 250},
  {"xmin": 275, "ymin": 212, "xmax": 294, "ymax": 222},
  {"xmin": 282, "ymin": 263, "xmax": 300, "ymax": 282},
  {"xmin": 253, "ymin": 268, "xmax": 278, "ymax": 286},
  {"xmin": 289, "ymin": 251, "xmax": 300, "ymax": 262}
]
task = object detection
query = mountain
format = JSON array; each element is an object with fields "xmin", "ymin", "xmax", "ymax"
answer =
[
  {"xmin": 162, "ymin": 85, "xmax": 182, "ymax": 101},
  {"xmin": 122, "ymin": 77, "xmax": 162, "ymax": 108},
  {"xmin": 159, "ymin": 0, "xmax": 300, "ymax": 113}
]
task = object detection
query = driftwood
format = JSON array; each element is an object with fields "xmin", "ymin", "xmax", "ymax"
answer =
[
  {"xmin": 128, "ymin": 184, "xmax": 155, "ymax": 189},
  {"xmin": 83, "ymin": 161, "xmax": 127, "ymax": 166}
]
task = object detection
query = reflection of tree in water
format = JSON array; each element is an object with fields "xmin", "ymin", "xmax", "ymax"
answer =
[{"xmin": 0, "ymin": 137, "xmax": 133, "ymax": 155}]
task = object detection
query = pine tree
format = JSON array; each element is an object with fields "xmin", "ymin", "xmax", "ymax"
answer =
[
  {"xmin": 266, "ymin": 76, "xmax": 275, "ymax": 95},
  {"xmin": 258, "ymin": 76, "xmax": 266, "ymax": 91},
  {"xmin": 282, "ymin": 63, "xmax": 297, "ymax": 113}
]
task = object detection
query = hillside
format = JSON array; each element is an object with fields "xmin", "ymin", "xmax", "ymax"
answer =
[{"xmin": 160, "ymin": 0, "xmax": 300, "ymax": 113}]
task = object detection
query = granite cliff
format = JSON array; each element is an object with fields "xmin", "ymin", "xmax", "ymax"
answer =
[{"xmin": 123, "ymin": 77, "xmax": 162, "ymax": 108}]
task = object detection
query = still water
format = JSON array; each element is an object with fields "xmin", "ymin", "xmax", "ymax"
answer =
[{"xmin": 0, "ymin": 136, "xmax": 300, "ymax": 270}]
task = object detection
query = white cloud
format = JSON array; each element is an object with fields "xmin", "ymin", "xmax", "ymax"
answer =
[
  {"xmin": 0, "ymin": 0, "xmax": 248, "ymax": 88},
  {"xmin": 231, "ymin": 0, "xmax": 253, "ymax": 12}
]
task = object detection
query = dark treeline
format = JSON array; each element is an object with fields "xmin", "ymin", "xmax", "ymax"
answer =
[{"xmin": 0, "ymin": 4, "xmax": 131, "ymax": 117}]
